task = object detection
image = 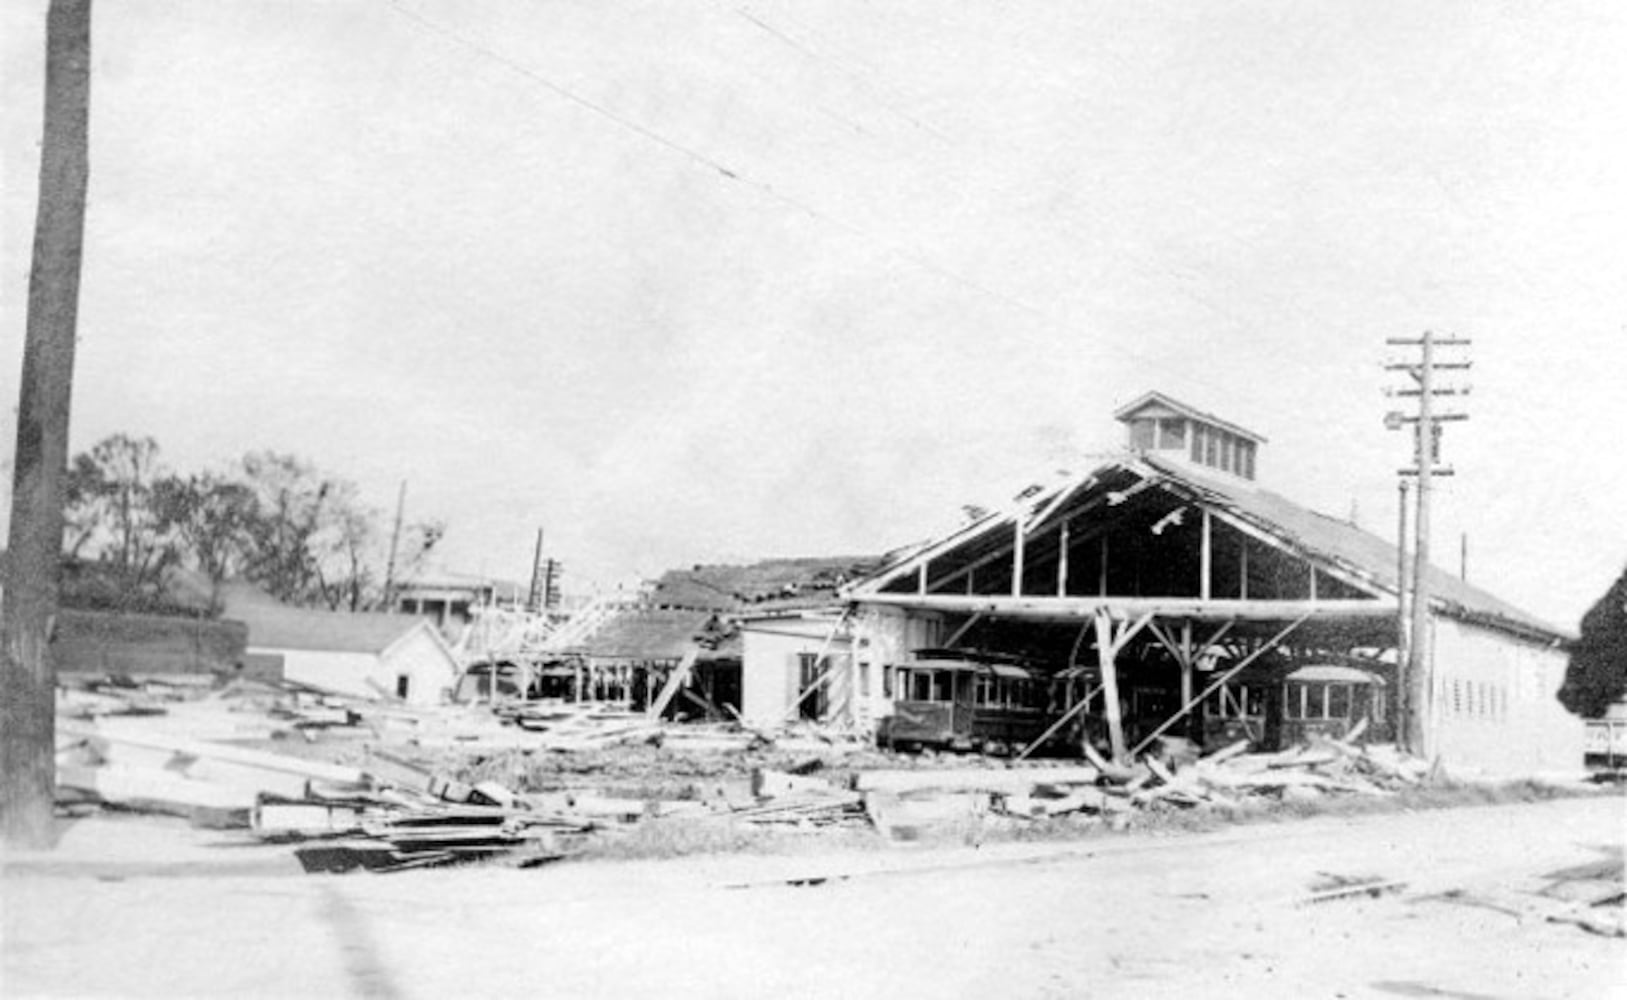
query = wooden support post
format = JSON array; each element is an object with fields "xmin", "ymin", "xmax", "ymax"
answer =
[
  {"xmin": 1011, "ymin": 519, "xmax": 1025, "ymax": 596},
  {"xmin": 1057, "ymin": 518, "xmax": 1070, "ymax": 596},
  {"xmin": 1130, "ymin": 613, "xmax": 1309, "ymax": 757},
  {"xmin": 1016, "ymin": 682, "xmax": 1104, "ymax": 761},
  {"xmin": 1094, "ymin": 611, "xmax": 1127, "ymax": 763},
  {"xmin": 942, "ymin": 612, "xmax": 982, "ymax": 650},
  {"xmin": 1240, "ymin": 539, "xmax": 1249, "ymax": 599},
  {"xmin": 1200, "ymin": 509, "xmax": 1212, "ymax": 600},
  {"xmin": 1098, "ymin": 536, "xmax": 1109, "ymax": 596},
  {"xmin": 1179, "ymin": 621, "xmax": 1196, "ymax": 742},
  {"xmin": 647, "ymin": 647, "xmax": 701, "ymax": 720},
  {"xmin": 917, "ymin": 561, "xmax": 928, "ymax": 595}
]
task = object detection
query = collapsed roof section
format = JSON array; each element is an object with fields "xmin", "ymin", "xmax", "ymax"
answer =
[
  {"xmin": 565, "ymin": 607, "xmax": 738, "ymax": 662},
  {"xmin": 845, "ymin": 455, "xmax": 1567, "ymax": 646},
  {"xmin": 648, "ymin": 555, "xmax": 883, "ymax": 614}
]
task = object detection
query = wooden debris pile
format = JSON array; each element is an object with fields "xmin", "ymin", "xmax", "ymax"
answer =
[
  {"xmin": 53, "ymin": 687, "xmax": 604, "ymax": 873},
  {"xmin": 1066, "ymin": 729, "xmax": 1429, "ymax": 812},
  {"xmin": 504, "ymin": 704, "xmax": 663, "ymax": 750},
  {"xmin": 282, "ymin": 804, "xmax": 594, "ymax": 874},
  {"xmin": 53, "ymin": 675, "xmax": 1455, "ymax": 867}
]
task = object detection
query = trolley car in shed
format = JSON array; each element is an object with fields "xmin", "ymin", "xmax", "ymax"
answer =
[{"xmin": 878, "ymin": 650, "xmax": 1050, "ymax": 752}]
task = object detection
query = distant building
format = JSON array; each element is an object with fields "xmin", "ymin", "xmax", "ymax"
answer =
[
  {"xmin": 548, "ymin": 557, "xmax": 879, "ymax": 720},
  {"xmin": 223, "ymin": 585, "xmax": 459, "ymax": 705},
  {"xmin": 393, "ymin": 570, "xmax": 528, "ymax": 631}
]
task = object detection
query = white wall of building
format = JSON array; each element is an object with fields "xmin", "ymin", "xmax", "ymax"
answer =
[
  {"xmin": 267, "ymin": 648, "xmax": 384, "ymax": 701},
  {"xmin": 1429, "ymin": 616, "xmax": 1583, "ymax": 777},
  {"xmin": 738, "ymin": 618, "xmax": 851, "ymax": 727},
  {"xmin": 256, "ymin": 625, "xmax": 458, "ymax": 706},
  {"xmin": 852, "ymin": 605, "xmax": 946, "ymax": 727},
  {"xmin": 381, "ymin": 627, "xmax": 462, "ymax": 705}
]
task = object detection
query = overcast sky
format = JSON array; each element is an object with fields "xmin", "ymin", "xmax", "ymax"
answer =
[{"xmin": 4, "ymin": 1, "xmax": 1624, "ymax": 629}]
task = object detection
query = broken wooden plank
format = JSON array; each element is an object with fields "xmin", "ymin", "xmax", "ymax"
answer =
[
  {"xmin": 998, "ymin": 787, "xmax": 1107, "ymax": 817},
  {"xmin": 60, "ymin": 720, "xmax": 369, "ymax": 787},
  {"xmin": 251, "ymin": 797, "xmax": 367, "ymax": 839},
  {"xmin": 753, "ymin": 768, "xmax": 840, "ymax": 799},
  {"xmin": 646, "ymin": 647, "xmax": 701, "ymax": 720},
  {"xmin": 1201, "ymin": 739, "xmax": 1252, "ymax": 765},
  {"xmin": 56, "ymin": 762, "xmax": 257, "ymax": 816},
  {"xmin": 1299, "ymin": 879, "xmax": 1408, "ymax": 905},
  {"xmin": 853, "ymin": 766, "xmax": 1100, "ymax": 796}
]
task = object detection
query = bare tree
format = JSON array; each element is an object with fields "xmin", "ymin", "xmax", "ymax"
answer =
[
  {"xmin": 152, "ymin": 472, "xmax": 257, "ymax": 613},
  {"xmin": 61, "ymin": 434, "xmax": 177, "ymax": 602}
]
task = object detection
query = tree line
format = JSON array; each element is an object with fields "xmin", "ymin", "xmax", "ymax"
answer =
[{"xmin": 60, "ymin": 434, "xmax": 443, "ymax": 616}]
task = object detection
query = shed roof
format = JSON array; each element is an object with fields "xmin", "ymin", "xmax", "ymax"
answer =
[
  {"xmin": 1142, "ymin": 455, "xmax": 1565, "ymax": 640},
  {"xmin": 848, "ymin": 454, "xmax": 1568, "ymax": 643}
]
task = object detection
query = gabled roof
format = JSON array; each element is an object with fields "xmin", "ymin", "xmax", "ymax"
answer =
[
  {"xmin": 849, "ymin": 455, "xmax": 1567, "ymax": 643},
  {"xmin": 649, "ymin": 556, "xmax": 882, "ymax": 613},
  {"xmin": 1113, "ymin": 391, "xmax": 1268, "ymax": 444},
  {"xmin": 1138, "ymin": 455, "xmax": 1563, "ymax": 639}
]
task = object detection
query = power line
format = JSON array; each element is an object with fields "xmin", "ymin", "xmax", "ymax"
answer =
[
  {"xmin": 384, "ymin": 1, "xmax": 748, "ymax": 186},
  {"xmin": 379, "ymin": 1, "xmax": 1343, "ymax": 412},
  {"xmin": 733, "ymin": 7, "xmax": 953, "ymax": 143}
]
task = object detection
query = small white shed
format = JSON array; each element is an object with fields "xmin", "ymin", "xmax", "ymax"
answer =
[{"xmin": 226, "ymin": 593, "xmax": 460, "ymax": 705}]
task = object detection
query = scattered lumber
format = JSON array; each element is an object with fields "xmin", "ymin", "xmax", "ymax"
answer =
[
  {"xmin": 57, "ymin": 762, "xmax": 259, "ymax": 819},
  {"xmin": 1200, "ymin": 738, "xmax": 1252, "ymax": 765},
  {"xmin": 252, "ymin": 796, "xmax": 369, "ymax": 839},
  {"xmin": 52, "ymin": 670, "xmax": 1447, "ymax": 867},
  {"xmin": 1299, "ymin": 878, "xmax": 1408, "ymax": 905},
  {"xmin": 753, "ymin": 767, "xmax": 839, "ymax": 799},
  {"xmin": 852, "ymin": 766, "xmax": 1100, "ymax": 796}
]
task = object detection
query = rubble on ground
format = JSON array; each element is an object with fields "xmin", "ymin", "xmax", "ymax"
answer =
[{"xmin": 52, "ymin": 673, "xmax": 1566, "ymax": 874}]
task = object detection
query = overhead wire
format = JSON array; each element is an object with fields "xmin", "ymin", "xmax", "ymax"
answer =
[
  {"xmin": 733, "ymin": 3, "xmax": 1380, "ymax": 395},
  {"xmin": 379, "ymin": 0, "xmax": 1362, "ymax": 410}
]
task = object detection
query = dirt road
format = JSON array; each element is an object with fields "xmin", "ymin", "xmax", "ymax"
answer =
[{"xmin": 5, "ymin": 796, "xmax": 1623, "ymax": 999}]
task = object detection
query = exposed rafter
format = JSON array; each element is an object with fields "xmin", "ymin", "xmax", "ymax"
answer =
[{"xmin": 856, "ymin": 593, "xmax": 1391, "ymax": 623}]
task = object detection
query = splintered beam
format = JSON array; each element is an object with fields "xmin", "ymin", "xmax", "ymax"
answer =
[
  {"xmin": 1129, "ymin": 612, "xmax": 1311, "ymax": 757},
  {"xmin": 781, "ymin": 607, "xmax": 854, "ymax": 721}
]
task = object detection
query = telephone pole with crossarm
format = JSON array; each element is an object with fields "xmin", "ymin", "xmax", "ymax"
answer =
[{"xmin": 1384, "ymin": 331, "xmax": 1472, "ymax": 758}]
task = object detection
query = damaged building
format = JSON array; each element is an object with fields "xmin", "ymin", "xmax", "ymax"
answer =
[{"xmin": 740, "ymin": 392, "xmax": 1581, "ymax": 778}]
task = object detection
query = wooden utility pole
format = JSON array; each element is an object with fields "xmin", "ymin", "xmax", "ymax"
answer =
[
  {"xmin": 1385, "ymin": 331, "xmax": 1471, "ymax": 758},
  {"xmin": 1394, "ymin": 478, "xmax": 1409, "ymax": 741},
  {"xmin": 526, "ymin": 528, "xmax": 545, "ymax": 613},
  {"xmin": 2, "ymin": 0, "xmax": 93, "ymax": 848},
  {"xmin": 381, "ymin": 480, "xmax": 407, "ymax": 610}
]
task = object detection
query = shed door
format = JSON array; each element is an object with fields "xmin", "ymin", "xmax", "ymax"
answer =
[{"xmin": 797, "ymin": 653, "xmax": 828, "ymax": 720}]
